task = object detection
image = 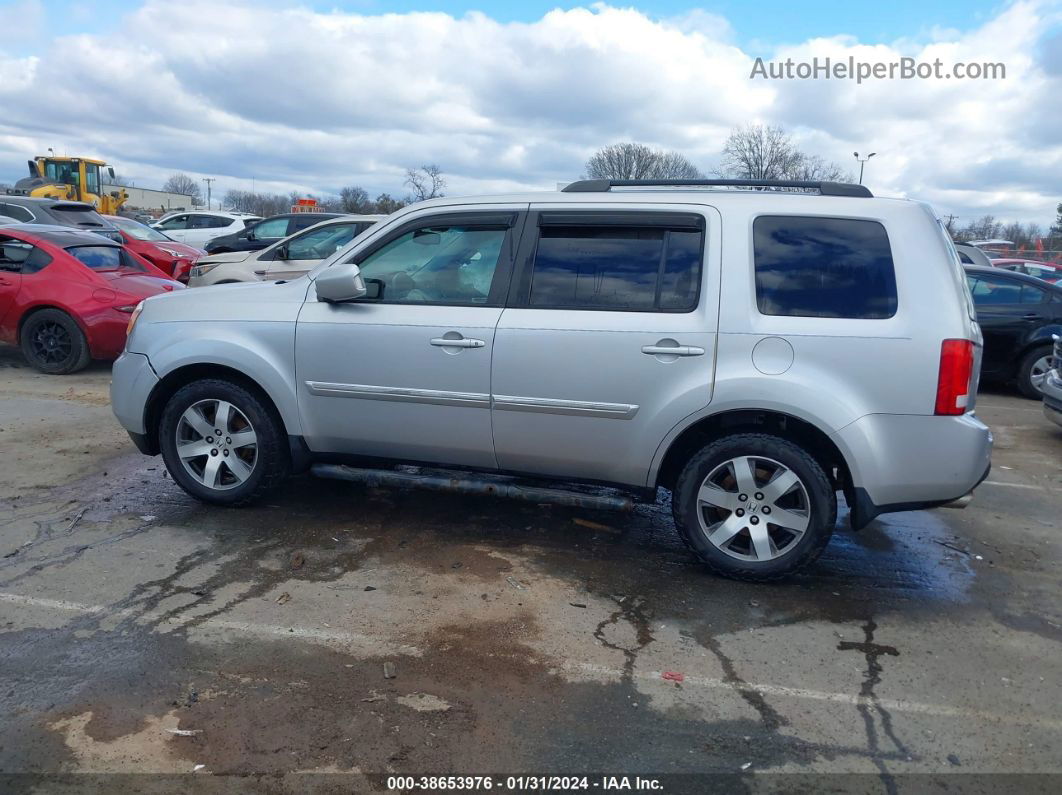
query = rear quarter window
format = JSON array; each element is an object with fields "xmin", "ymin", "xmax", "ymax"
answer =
[
  {"xmin": 67, "ymin": 246, "xmax": 146, "ymax": 272},
  {"xmin": 753, "ymin": 216, "xmax": 898, "ymax": 319}
]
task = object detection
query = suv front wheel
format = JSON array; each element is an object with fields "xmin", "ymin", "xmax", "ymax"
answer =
[
  {"xmin": 673, "ymin": 433, "xmax": 837, "ymax": 581},
  {"xmin": 159, "ymin": 378, "xmax": 290, "ymax": 506}
]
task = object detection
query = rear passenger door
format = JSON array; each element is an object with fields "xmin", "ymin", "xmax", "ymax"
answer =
[{"xmin": 491, "ymin": 206, "xmax": 720, "ymax": 487}]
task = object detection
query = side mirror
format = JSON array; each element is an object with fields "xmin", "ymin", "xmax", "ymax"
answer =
[
  {"xmin": 274, "ymin": 244, "xmax": 288, "ymax": 260},
  {"xmin": 107, "ymin": 167, "xmax": 115, "ymax": 179},
  {"xmin": 315, "ymin": 262, "xmax": 367, "ymax": 303}
]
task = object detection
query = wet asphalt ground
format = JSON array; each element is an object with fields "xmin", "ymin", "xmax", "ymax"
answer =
[{"xmin": 0, "ymin": 345, "xmax": 1059, "ymax": 792}]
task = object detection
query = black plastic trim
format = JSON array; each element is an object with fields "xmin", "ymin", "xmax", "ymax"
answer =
[
  {"xmin": 127, "ymin": 430, "xmax": 157, "ymax": 456},
  {"xmin": 848, "ymin": 462, "xmax": 991, "ymax": 530}
]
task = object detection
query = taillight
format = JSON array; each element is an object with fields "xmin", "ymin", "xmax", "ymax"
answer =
[{"xmin": 935, "ymin": 339, "xmax": 974, "ymax": 415}]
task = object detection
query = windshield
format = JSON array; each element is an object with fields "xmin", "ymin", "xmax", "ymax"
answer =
[
  {"xmin": 109, "ymin": 215, "xmax": 171, "ymax": 242},
  {"xmin": 66, "ymin": 245, "xmax": 146, "ymax": 272}
]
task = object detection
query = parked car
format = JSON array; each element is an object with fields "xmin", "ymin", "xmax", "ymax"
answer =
[
  {"xmin": 104, "ymin": 215, "xmax": 204, "ymax": 281},
  {"xmin": 111, "ymin": 178, "xmax": 992, "ymax": 581},
  {"xmin": 964, "ymin": 265, "xmax": 1062, "ymax": 397},
  {"xmin": 954, "ymin": 243, "xmax": 994, "ymax": 268},
  {"xmin": 1041, "ymin": 336, "xmax": 1062, "ymax": 428},
  {"xmin": 0, "ymin": 196, "xmax": 123, "ymax": 242},
  {"xmin": 204, "ymin": 212, "xmax": 347, "ymax": 255},
  {"xmin": 151, "ymin": 211, "xmax": 262, "ymax": 248},
  {"xmin": 188, "ymin": 215, "xmax": 382, "ymax": 286},
  {"xmin": 991, "ymin": 259, "xmax": 1062, "ymax": 284},
  {"xmin": 0, "ymin": 225, "xmax": 182, "ymax": 374}
]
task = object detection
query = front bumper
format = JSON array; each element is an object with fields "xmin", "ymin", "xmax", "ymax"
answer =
[{"xmin": 110, "ymin": 351, "xmax": 158, "ymax": 440}]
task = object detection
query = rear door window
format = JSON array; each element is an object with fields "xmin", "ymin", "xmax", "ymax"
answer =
[
  {"xmin": 525, "ymin": 214, "xmax": 703, "ymax": 312},
  {"xmin": 753, "ymin": 216, "xmax": 898, "ymax": 319},
  {"xmin": 158, "ymin": 215, "xmax": 188, "ymax": 230}
]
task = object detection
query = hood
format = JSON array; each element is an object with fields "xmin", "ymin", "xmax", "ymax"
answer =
[
  {"xmin": 152, "ymin": 241, "xmax": 205, "ymax": 258},
  {"xmin": 98, "ymin": 270, "xmax": 185, "ymax": 300},
  {"xmin": 197, "ymin": 250, "xmax": 253, "ymax": 265}
]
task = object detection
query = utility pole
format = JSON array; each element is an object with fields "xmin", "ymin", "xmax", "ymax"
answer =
[
  {"xmin": 853, "ymin": 152, "xmax": 876, "ymax": 185},
  {"xmin": 203, "ymin": 177, "xmax": 215, "ymax": 210}
]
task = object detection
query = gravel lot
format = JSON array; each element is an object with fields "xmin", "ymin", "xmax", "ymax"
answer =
[{"xmin": 0, "ymin": 345, "xmax": 1060, "ymax": 791}]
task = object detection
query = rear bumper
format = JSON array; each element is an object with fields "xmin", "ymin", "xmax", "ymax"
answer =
[
  {"xmin": 833, "ymin": 412, "xmax": 992, "ymax": 529},
  {"xmin": 110, "ymin": 351, "xmax": 158, "ymax": 439}
]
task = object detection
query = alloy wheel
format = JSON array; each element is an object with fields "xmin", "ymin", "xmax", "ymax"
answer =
[
  {"xmin": 1029, "ymin": 355, "xmax": 1050, "ymax": 393},
  {"xmin": 696, "ymin": 455, "xmax": 811, "ymax": 562},
  {"xmin": 30, "ymin": 322, "xmax": 72, "ymax": 365},
  {"xmin": 175, "ymin": 399, "xmax": 258, "ymax": 490}
]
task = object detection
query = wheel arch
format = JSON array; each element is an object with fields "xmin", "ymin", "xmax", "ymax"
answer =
[
  {"xmin": 141, "ymin": 363, "xmax": 289, "ymax": 457},
  {"xmin": 16, "ymin": 303, "xmax": 88, "ymax": 343},
  {"xmin": 653, "ymin": 408, "xmax": 853, "ymax": 498}
]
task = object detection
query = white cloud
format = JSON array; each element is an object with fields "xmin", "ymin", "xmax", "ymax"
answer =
[{"xmin": 0, "ymin": 0, "xmax": 1058, "ymax": 226}]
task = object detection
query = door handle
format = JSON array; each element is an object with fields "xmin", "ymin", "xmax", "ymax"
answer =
[
  {"xmin": 0, "ymin": 277, "xmax": 11, "ymax": 286},
  {"xmin": 430, "ymin": 337, "xmax": 485, "ymax": 348},
  {"xmin": 641, "ymin": 345, "xmax": 705, "ymax": 356},
  {"xmin": 1022, "ymin": 313, "xmax": 1042, "ymax": 321}
]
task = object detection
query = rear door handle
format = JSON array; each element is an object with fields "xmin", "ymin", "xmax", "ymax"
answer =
[
  {"xmin": 1022, "ymin": 313, "xmax": 1042, "ymax": 321},
  {"xmin": 431, "ymin": 337, "xmax": 485, "ymax": 348},
  {"xmin": 641, "ymin": 345, "xmax": 705, "ymax": 356}
]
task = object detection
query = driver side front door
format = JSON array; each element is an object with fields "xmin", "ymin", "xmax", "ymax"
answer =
[{"xmin": 295, "ymin": 206, "xmax": 527, "ymax": 467}]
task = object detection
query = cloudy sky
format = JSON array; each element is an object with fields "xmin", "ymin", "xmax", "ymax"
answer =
[{"xmin": 1, "ymin": 0, "xmax": 1060, "ymax": 226}]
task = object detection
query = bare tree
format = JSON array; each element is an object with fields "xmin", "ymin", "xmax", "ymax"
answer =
[
  {"xmin": 718, "ymin": 125, "xmax": 803, "ymax": 180},
  {"xmin": 787, "ymin": 154, "xmax": 852, "ymax": 182},
  {"xmin": 405, "ymin": 165, "xmax": 446, "ymax": 202},
  {"xmin": 585, "ymin": 142, "xmax": 702, "ymax": 180},
  {"xmin": 105, "ymin": 173, "xmax": 134, "ymax": 187},
  {"xmin": 339, "ymin": 185, "xmax": 373, "ymax": 213},
  {"xmin": 162, "ymin": 173, "xmax": 202, "ymax": 202}
]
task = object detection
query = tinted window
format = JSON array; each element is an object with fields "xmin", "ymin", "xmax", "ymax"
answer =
[
  {"xmin": 190, "ymin": 215, "xmax": 232, "ymax": 229},
  {"xmin": 0, "ymin": 240, "xmax": 31, "ymax": 272},
  {"xmin": 968, "ymin": 275, "xmax": 1022, "ymax": 305},
  {"xmin": 753, "ymin": 216, "xmax": 897, "ymax": 319},
  {"xmin": 47, "ymin": 205, "xmax": 108, "ymax": 228},
  {"xmin": 357, "ymin": 224, "xmax": 506, "ymax": 304},
  {"xmin": 66, "ymin": 246, "xmax": 146, "ymax": 272},
  {"xmin": 528, "ymin": 224, "xmax": 702, "ymax": 312},
  {"xmin": 0, "ymin": 203, "xmax": 34, "ymax": 222}
]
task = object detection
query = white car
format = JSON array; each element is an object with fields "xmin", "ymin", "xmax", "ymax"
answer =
[
  {"xmin": 152, "ymin": 211, "xmax": 262, "ymax": 248},
  {"xmin": 188, "ymin": 215, "xmax": 382, "ymax": 286}
]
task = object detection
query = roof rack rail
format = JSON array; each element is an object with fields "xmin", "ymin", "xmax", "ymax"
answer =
[{"xmin": 561, "ymin": 178, "xmax": 873, "ymax": 198}]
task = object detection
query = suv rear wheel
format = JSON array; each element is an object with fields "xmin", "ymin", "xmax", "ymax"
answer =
[
  {"xmin": 159, "ymin": 378, "xmax": 290, "ymax": 506},
  {"xmin": 673, "ymin": 433, "xmax": 836, "ymax": 581}
]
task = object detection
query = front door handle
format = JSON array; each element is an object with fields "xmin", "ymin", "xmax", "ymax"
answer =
[
  {"xmin": 1022, "ymin": 313, "xmax": 1042, "ymax": 321},
  {"xmin": 641, "ymin": 344, "xmax": 705, "ymax": 356},
  {"xmin": 430, "ymin": 337, "xmax": 485, "ymax": 349}
]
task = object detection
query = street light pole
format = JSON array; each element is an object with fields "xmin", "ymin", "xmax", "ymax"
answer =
[
  {"xmin": 853, "ymin": 152, "xmax": 876, "ymax": 185},
  {"xmin": 202, "ymin": 177, "xmax": 215, "ymax": 210}
]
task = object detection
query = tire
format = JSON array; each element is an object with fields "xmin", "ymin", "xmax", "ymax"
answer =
[
  {"xmin": 672, "ymin": 433, "xmax": 837, "ymax": 581},
  {"xmin": 159, "ymin": 378, "xmax": 290, "ymax": 506},
  {"xmin": 1016, "ymin": 345, "xmax": 1052, "ymax": 399},
  {"xmin": 19, "ymin": 309, "xmax": 91, "ymax": 375}
]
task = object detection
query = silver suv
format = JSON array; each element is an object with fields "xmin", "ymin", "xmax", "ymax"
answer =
[{"xmin": 111, "ymin": 179, "xmax": 992, "ymax": 579}]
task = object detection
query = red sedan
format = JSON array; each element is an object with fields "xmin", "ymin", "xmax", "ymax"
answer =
[
  {"xmin": 0, "ymin": 224, "xmax": 183, "ymax": 374},
  {"xmin": 990, "ymin": 258, "xmax": 1062, "ymax": 284},
  {"xmin": 104, "ymin": 214, "xmax": 203, "ymax": 282}
]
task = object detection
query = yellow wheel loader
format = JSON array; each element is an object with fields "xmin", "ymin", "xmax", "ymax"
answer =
[{"xmin": 12, "ymin": 156, "xmax": 128, "ymax": 214}]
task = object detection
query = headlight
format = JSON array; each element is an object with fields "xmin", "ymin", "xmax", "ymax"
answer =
[
  {"xmin": 126, "ymin": 301, "xmax": 144, "ymax": 336},
  {"xmin": 190, "ymin": 263, "xmax": 219, "ymax": 278}
]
